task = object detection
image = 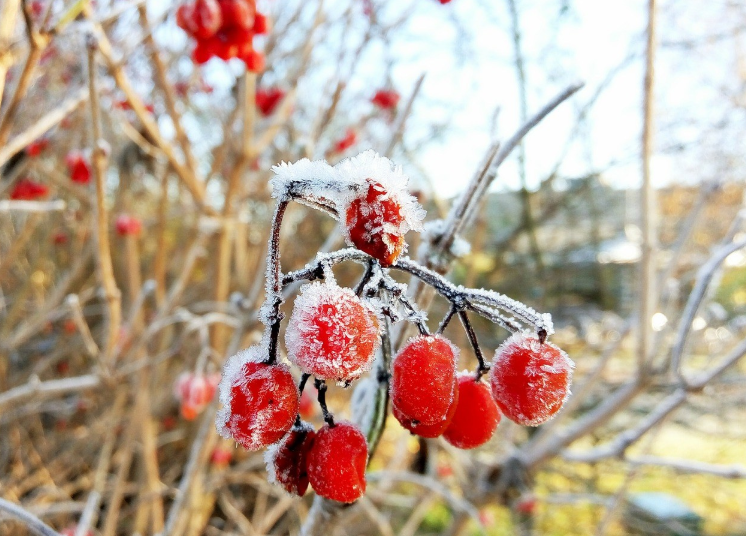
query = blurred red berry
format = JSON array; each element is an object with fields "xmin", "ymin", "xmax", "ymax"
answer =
[
  {"xmin": 490, "ymin": 333, "xmax": 574, "ymax": 426},
  {"xmin": 443, "ymin": 373, "xmax": 501, "ymax": 449},
  {"xmin": 174, "ymin": 372, "xmax": 220, "ymax": 420},
  {"xmin": 62, "ymin": 319, "xmax": 77, "ymax": 335},
  {"xmin": 30, "ymin": 1, "xmax": 44, "ymax": 18},
  {"xmin": 255, "ymin": 87, "xmax": 285, "ymax": 116},
  {"xmin": 307, "ymin": 421, "xmax": 367, "ymax": 503},
  {"xmin": 371, "ymin": 89, "xmax": 400, "ymax": 110},
  {"xmin": 285, "ymin": 282, "xmax": 380, "ymax": 382},
  {"xmin": 53, "ymin": 232, "xmax": 69, "ymax": 245},
  {"xmin": 252, "ymin": 12, "xmax": 269, "ymax": 34},
  {"xmin": 26, "ymin": 138, "xmax": 49, "ymax": 157},
  {"xmin": 515, "ymin": 494, "xmax": 537, "ymax": 514},
  {"xmin": 244, "ymin": 49, "xmax": 265, "ymax": 72},
  {"xmin": 65, "ymin": 151, "xmax": 91, "ymax": 184},
  {"xmin": 56, "ymin": 360, "xmax": 70, "ymax": 375},
  {"xmin": 115, "ymin": 214, "xmax": 142, "ymax": 236},
  {"xmin": 211, "ymin": 446, "xmax": 234, "ymax": 467},
  {"xmin": 332, "ymin": 129, "xmax": 357, "ymax": 154},
  {"xmin": 219, "ymin": 0, "xmax": 255, "ymax": 30},
  {"xmin": 191, "ymin": 0, "xmax": 223, "ymax": 39},
  {"xmin": 10, "ymin": 179, "xmax": 49, "ymax": 200}
]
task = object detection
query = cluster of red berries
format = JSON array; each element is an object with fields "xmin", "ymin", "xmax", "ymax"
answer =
[
  {"xmin": 174, "ymin": 372, "xmax": 221, "ymax": 420},
  {"xmin": 176, "ymin": 0, "xmax": 268, "ymax": 71},
  {"xmin": 216, "ymin": 154, "xmax": 571, "ymax": 504},
  {"xmin": 391, "ymin": 332, "xmax": 572, "ymax": 448}
]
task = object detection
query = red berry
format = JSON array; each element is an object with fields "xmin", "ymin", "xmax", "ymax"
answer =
[
  {"xmin": 393, "ymin": 382, "xmax": 457, "ymax": 438},
  {"xmin": 53, "ymin": 232, "xmax": 69, "ymax": 245},
  {"xmin": 115, "ymin": 214, "xmax": 142, "ymax": 236},
  {"xmin": 371, "ymin": 89, "xmax": 400, "ymax": 110},
  {"xmin": 285, "ymin": 283, "xmax": 380, "ymax": 382},
  {"xmin": 26, "ymin": 138, "xmax": 49, "ymax": 157},
  {"xmin": 176, "ymin": 4, "xmax": 199, "ymax": 35},
  {"xmin": 307, "ymin": 421, "xmax": 367, "ymax": 503},
  {"xmin": 344, "ymin": 178, "xmax": 408, "ymax": 266},
  {"xmin": 244, "ymin": 49, "xmax": 265, "ymax": 72},
  {"xmin": 174, "ymin": 372, "xmax": 220, "ymax": 420},
  {"xmin": 266, "ymin": 421, "xmax": 316, "ymax": 496},
  {"xmin": 490, "ymin": 333, "xmax": 573, "ymax": 426},
  {"xmin": 65, "ymin": 151, "xmax": 91, "ymax": 184},
  {"xmin": 255, "ymin": 87, "xmax": 285, "ymax": 116},
  {"xmin": 443, "ymin": 373, "xmax": 501, "ymax": 449},
  {"xmin": 211, "ymin": 446, "xmax": 233, "ymax": 467},
  {"xmin": 219, "ymin": 0, "xmax": 255, "ymax": 30},
  {"xmin": 390, "ymin": 335, "xmax": 458, "ymax": 428},
  {"xmin": 191, "ymin": 0, "xmax": 223, "ymax": 39},
  {"xmin": 333, "ymin": 128, "xmax": 357, "ymax": 154},
  {"xmin": 514, "ymin": 494, "xmax": 537, "ymax": 514},
  {"xmin": 217, "ymin": 350, "xmax": 299, "ymax": 450},
  {"xmin": 10, "ymin": 179, "xmax": 49, "ymax": 200},
  {"xmin": 252, "ymin": 12, "xmax": 269, "ymax": 34}
]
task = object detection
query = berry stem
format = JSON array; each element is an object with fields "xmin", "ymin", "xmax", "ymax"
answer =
[
  {"xmin": 262, "ymin": 199, "xmax": 289, "ymax": 363},
  {"xmin": 457, "ymin": 310, "xmax": 490, "ymax": 380},
  {"xmin": 295, "ymin": 373, "xmax": 311, "ymax": 426},
  {"xmin": 281, "ymin": 248, "xmax": 547, "ymax": 334},
  {"xmin": 437, "ymin": 304, "xmax": 457, "ymax": 334},
  {"xmin": 314, "ymin": 378, "xmax": 335, "ymax": 427},
  {"xmin": 355, "ymin": 259, "xmax": 378, "ymax": 296}
]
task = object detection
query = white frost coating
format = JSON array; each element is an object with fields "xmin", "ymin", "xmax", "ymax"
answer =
[
  {"xmin": 215, "ymin": 344, "xmax": 266, "ymax": 440},
  {"xmin": 490, "ymin": 331, "xmax": 574, "ymax": 427},
  {"xmin": 270, "ymin": 150, "xmax": 425, "ymax": 237},
  {"xmin": 270, "ymin": 158, "xmax": 343, "ymax": 200},
  {"xmin": 285, "ymin": 282, "xmax": 381, "ymax": 382},
  {"xmin": 334, "ymin": 150, "xmax": 425, "ymax": 232},
  {"xmin": 423, "ymin": 219, "xmax": 471, "ymax": 258}
]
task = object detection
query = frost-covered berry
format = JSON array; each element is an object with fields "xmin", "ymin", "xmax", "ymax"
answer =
[
  {"xmin": 344, "ymin": 179, "xmax": 408, "ymax": 267},
  {"xmin": 307, "ymin": 421, "xmax": 367, "ymax": 503},
  {"xmin": 390, "ymin": 334, "xmax": 458, "ymax": 428},
  {"xmin": 443, "ymin": 372, "xmax": 500, "ymax": 449},
  {"xmin": 490, "ymin": 332, "xmax": 574, "ymax": 426},
  {"xmin": 266, "ymin": 421, "xmax": 316, "ymax": 496},
  {"xmin": 285, "ymin": 282, "xmax": 380, "ymax": 382},
  {"xmin": 392, "ymin": 383, "xmax": 457, "ymax": 438},
  {"xmin": 216, "ymin": 346, "xmax": 299, "ymax": 450}
]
